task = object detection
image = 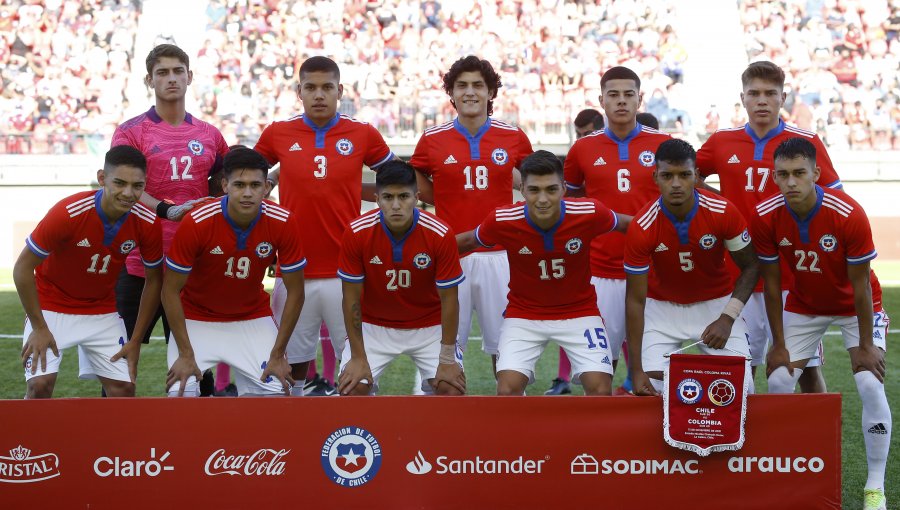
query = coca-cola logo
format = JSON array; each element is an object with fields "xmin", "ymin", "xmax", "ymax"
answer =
[{"xmin": 204, "ymin": 448, "xmax": 290, "ymax": 476}]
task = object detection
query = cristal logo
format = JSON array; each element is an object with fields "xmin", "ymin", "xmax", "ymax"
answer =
[
  {"xmin": 205, "ymin": 448, "xmax": 290, "ymax": 476},
  {"xmin": 406, "ymin": 451, "xmax": 432, "ymax": 475},
  {"xmin": 93, "ymin": 448, "xmax": 174, "ymax": 477},
  {"xmin": 0, "ymin": 445, "xmax": 60, "ymax": 483}
]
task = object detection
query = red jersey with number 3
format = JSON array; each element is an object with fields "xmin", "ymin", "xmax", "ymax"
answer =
[
  {"xmin": 26, "ymin": 190, "xmax": 163, "ymax": 315},
  {"xmin": 751, "ymin": 186, "xmax": 882, "ymax": 316},
  {"xmin": 409, "ymin": 118, "xmax": 533, "ymax": 252},
  {"xmin": 624, "ymin": 189, "xmax": 751, "ymax": 304},
  {"xmin": 564, "ymin": 124, "xmax": 671, "ymax": 278},
  {"xmin": 475, "ymin": 198, "xmax": 617, "ymax": 320},
  {"xmin": 165, "ymin": 197, "xmax": 306, "ymax": 322},
  {"xmin": 338, "ymin": 208, "xmax": 464, "ymax": 329},
  {"xmin": 254, "ymin": 114, "xmax": 394, "ymax": 279}
]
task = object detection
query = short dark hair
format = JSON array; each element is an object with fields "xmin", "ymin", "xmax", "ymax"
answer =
[
  {"xmin": 519, "ymin": 150, "xmax": 563, "ymax": 181},
  {"xmin": 375, "ymin": 160, "xmax": 417, "ymax": 190},
  {"xmin": 636, "ymin": 112, "xmax": 659, "ymax": 130},
  {"xmin": 145, "ymin": 44, "xmax": 190, "ymax": 75},
  {"xmin": 442, "ymin": 56, "xmax": 502, "ymax": 116},
  {"xmin": 105, "ymin": 145, "xmax": 147, "ymax": 174},
  {"xmin": 741, "ymin": 61, "xmax": 785, "ymax": 88},
  {"xmin": 223, "ymin": 147, "xmax": 269, "ymax": 179},
  {"xmin": 573, "ymin": 108, "xmax": 601, "ymax": 128},
  {"xmin": 299, "ymin": 56, "xmax": 341, "ymax": 81},
  {"xmin": 773, "ymin": 137, "xmax": 816, "ymax": 163},
  {"xmin": 655, "ymin": 139, "xmax": 696, "ymax": 167},
  {"xmin": 592, "ymin": 114, "xmax": 605, "ymax": 130},
  {"xmin": 601, "ymin": 66, "xmax": 641, "ymax": 91}
]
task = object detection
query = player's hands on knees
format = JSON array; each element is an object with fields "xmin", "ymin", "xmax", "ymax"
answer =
[
  {"xmin": 765, "ymin": 344, "xmax": 791, "ymax": 377},
  {"xmin": 338, "ymin": 358, "xmax": 373, "ymax": 396},
  {"xmin": 631, "ymin": 370, "xmax": 659, "ymax": 396},
  {"xmin": 853, "ymin": 344, "xmax": 886, "ymax": 383},
  {"xmin": 261, "ymin": 354, "xmax": 294, "ymax": 396},
  {"xmin": 21, "ymin": 327, "xmax": 59, "ymax": 375},
  {"xmin": 110, "ymin": 339, "xmax": 141, "ymax": 383},
  {"xmin": 166, "ymin": 354, "xmax": 202, "ymax": 396},
  {"xmin": 433, "ymin": 362, "xmax": 466, "ymax": 395},
  {"xmin": 700, "ymin": 316, "xmax": 733, "ymax": 350},
  {"xmin": 166, "ymin": 198, "xmax": 207, "ymax": 221}
]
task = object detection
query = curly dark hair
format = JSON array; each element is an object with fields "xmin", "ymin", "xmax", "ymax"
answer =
[{"xmin": 442, "ymin": 56, "xmax": 502, "ymax": 117}]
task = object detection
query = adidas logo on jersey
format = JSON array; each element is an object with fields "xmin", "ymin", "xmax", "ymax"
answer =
[
  {"xmin": 76, "ymin": 238, "xmax": 91, "ymax": 247},
  {"xmin": 289, "ymin": 142, "xmax": 302, "ymax": 152},
  {"xmin": 209, "ymin": 246, "xmax": 224, "ymax": 255},
  {"xmin": 518, "ymin": 246, "xmax": 532, "ymax": 255},
  {"xmin": 654, "ymin": 243, "xmax": 668, "ymax": 252},
  {"xmin": 868, "ymin": 423, "xmax": 887, "ymax": 435},
  {"xmin": 728, "ymin": 154, "xmax": 741, "ymax": 164},
  {"xmin": 444, "ymin": 155, "xmax": 458, "ymax": 164},
  {"xmin": 601, "ymin": 356, "xmax": 611, "ymax": 365},
  {"xmin": 593, "ymin": 157, "xmax": 607, "ymax": 166},
  {"xmin": 370, "ymin": 255, "xmax": 383, "ymax": 265},
  {"xmin": 779, "ymin": 238, "xmax": 792, "ymax": 247}
]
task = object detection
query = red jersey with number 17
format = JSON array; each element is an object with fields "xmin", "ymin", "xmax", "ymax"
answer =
[
  {"xmin": 475, "ymin": 198, "xmax": 618, "ymax": 320},
  {"xmin": 26, "ymin": 190, "xmax": 163, "ymax": 315},
  {"xmin": 254, "ymin": 114, "xmax": 394, "ymax": 279},
  {"xmin": 564, "ymin": 124, "xmax": 671, "ymax": 278},
  {"xmin": 337, "ymin": 208, "xmax": 464, "ymax": 329}
]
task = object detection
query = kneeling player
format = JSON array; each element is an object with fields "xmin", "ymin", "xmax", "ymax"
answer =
[
  {"xmin": 752, "ymin": 138, "xmax": 890, "ymax": 510},
  {"xmin": 625, "ymin": 139, "xmax": 757, "ymax": 396},
  {"xmin": 163, "ymin": 147, "xmax": 305, "ymax": 396},
  {"xmin": 458, "ymin": 151, "xmax": 631, "ymax": 396},
  {"xmin": 14, "ymin": 146, "xmax": 162, "ymax": 398},
  {"xmin": 337, "ymin": 161, "xmax": 465, "ymax": 396}
]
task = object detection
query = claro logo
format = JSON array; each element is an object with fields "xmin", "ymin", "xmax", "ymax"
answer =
[
  {"xmin": 205, "ymin": 448, "xmax": 290, "ymax": 476},
  {"xmin": 93, "ymin": 448, "xmax": 174, "ymax": 477}
]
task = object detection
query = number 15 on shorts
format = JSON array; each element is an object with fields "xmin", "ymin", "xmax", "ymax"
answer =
[{"xmin": 584, "ymin": 328, "xmax": 608, "ymax": 350}]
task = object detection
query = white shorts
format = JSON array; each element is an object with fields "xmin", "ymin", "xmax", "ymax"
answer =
[
  {"xmin": 339, "ymin": 323, "xmax": 463, "ymax": 394},
  {"xmin": 742, "ymin": 291, "xmax": 822, "ymax": 367},
  {"xmin": 273, "ymin": 277, "xmax": 347, "ymax": 364},
  {"xmin": 458, "ymin": 251, "xmax": 509, "ymax": 355},
  {"xmin": 783, "ymin": 310, "xmax": 889, "ymax": 363},
  {"xmin": 496, "ymin": 316, "xmax": 615, "ymax": 385},
  {"xmin": 591, "ymin": 277, "xmax": 626, "ymax": 360},
  {"xmin": 642, "ymin": 296, "xmax": 751, "ymax": 374},
  {"xmin": 166, "ymin": 317, "xmax": 286, "ymax": 396},
  {"xmin": 23, "ymin": 311, "xmax": 130, "ymax": 382}
]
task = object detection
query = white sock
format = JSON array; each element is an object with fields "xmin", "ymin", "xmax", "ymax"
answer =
[
  {"xmin": 290, "ymin": 383, "xmax": 305, "ymax": 397},
  {"xmin": 166, "ymin": 379, "xmax": 199, "ymax": 397},
  {"xmin": 766, "ymin": 366, "xmax": 801, "ymax": 393},
  {"xmin": 649, "ymin": 377, "xmax": 663, "ymax": 393},
  {"xmin": 854, "ymin": 371, "xmax": 891, "ymax": 490}
]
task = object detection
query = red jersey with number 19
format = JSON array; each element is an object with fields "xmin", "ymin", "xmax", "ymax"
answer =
[
  {"xmin": 254, "ymin": 114, "xmax": 394, "ymax": 279},
  {"xmin": 475, "ymin": 198, "xmax": 617, "ymax": 320},
  {"xmin": 751, "ymin": 186, "xmax": 883, "ymax": 316},
  {"xmin": 564, "ymin": 124, "xmax": 671, "ymax": 278},
  {"xmin": 165, "ymin": 197, "xmax": 306, "ymax": 322},
  {"xmin": 624, "ymin": 189, "xmax": 751, "ymax": 304},
  {"xmin": 26, "ymin": 190, "xmax": 163, "ymax": 315},
  {"xmin": 338, "ymin": 208, "xmax": 464, "ymax": 329},
  {"xmin": 409, "ymin": 118, "xmax": 533, "ymax": 251}
]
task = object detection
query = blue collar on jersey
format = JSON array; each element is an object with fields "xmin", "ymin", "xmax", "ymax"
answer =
[
  {"xmin": 603, "ymin": 123, "xmax": 642, "ymax": 160},
  {"xmin": 94, "ymin": 190, "xmax": 131, "ymax": 246},
  {"xmin": 785, "ymin": 184, "xmax": 824, "ymax": 243},
  {"xmin": 221, "ymin": 196, "xmax": 262, "ymax": 250},
  {"xmin": 379, "ymin": 208, "xmax": 420, "ymax": 262},
  {"xmin": 302, "ymin": 113, "xmax": 341, "ymax": 149},
  {"xmin": 453, "ymin": 117, "xmax": 492, "ymax": 160},
  {"xmin": 658, "ymin": 190, "xmax": 700, "ymax": 245},
  {"xmin": 744, "ymin": 119, "xmax": 785, "ymax": 161},
  {"xmin": 524, "ymin": 201, "xmax": 566, "ymax": 252},
  {"xmin": 146, "ymin": 106, "xmax": 194, "ymax": 125}
]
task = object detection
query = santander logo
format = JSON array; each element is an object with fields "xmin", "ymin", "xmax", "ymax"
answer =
[{"xmin": 204, "ymin": 448, "xmax": 290, "ymax": 476}]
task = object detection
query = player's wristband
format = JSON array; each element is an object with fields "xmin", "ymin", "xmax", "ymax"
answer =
[
  {"xmin": 721, "ymin": 298, "xmax": 744, "ymax": 320},
  {"xmin": 438, "ymin": 344, "xmax": 457, "ymax": 365},
  {"xmin": 156, "ymin": 201, "xmax": 173, "ymax": 218}
]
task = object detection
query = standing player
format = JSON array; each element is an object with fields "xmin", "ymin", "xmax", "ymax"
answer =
[
  {"xmin": 753, "ymin": 138, "xmax": 890, "ymax": 510},
  {"xmin": 410, "ymin": 55, "xmax": 533, "ymax": 372},
  {"xmin": 336, "ymin": 161, "xmax": 465, "ymax": 396},
  {"xmin": 564, "ymin": 67, "xmax": 671, "ymax": 394},
  {"xmin": 163, "ymin": 147, "xmax": 305, "ymax": 397},
  {"xmin": 112, "ymin": 44, "xmax": 229, "ymax": 389},
  {"xmin": 255, "ymin": 56, "xmax": 395, "ymax": 395},
  {"xmin": 624, "ymin": 139, "xmax": 757, "ymax": 395},
  {"xmin": 14, "ymin": 146, "xmax": 162, "ymax": 398},
  {"xmin": 697, "ymin": 61, "xmax": 842, "ymax": 392},
  {"xmin": 457, "ymin": 151, "xmax": 631, "ymax": 396}
]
